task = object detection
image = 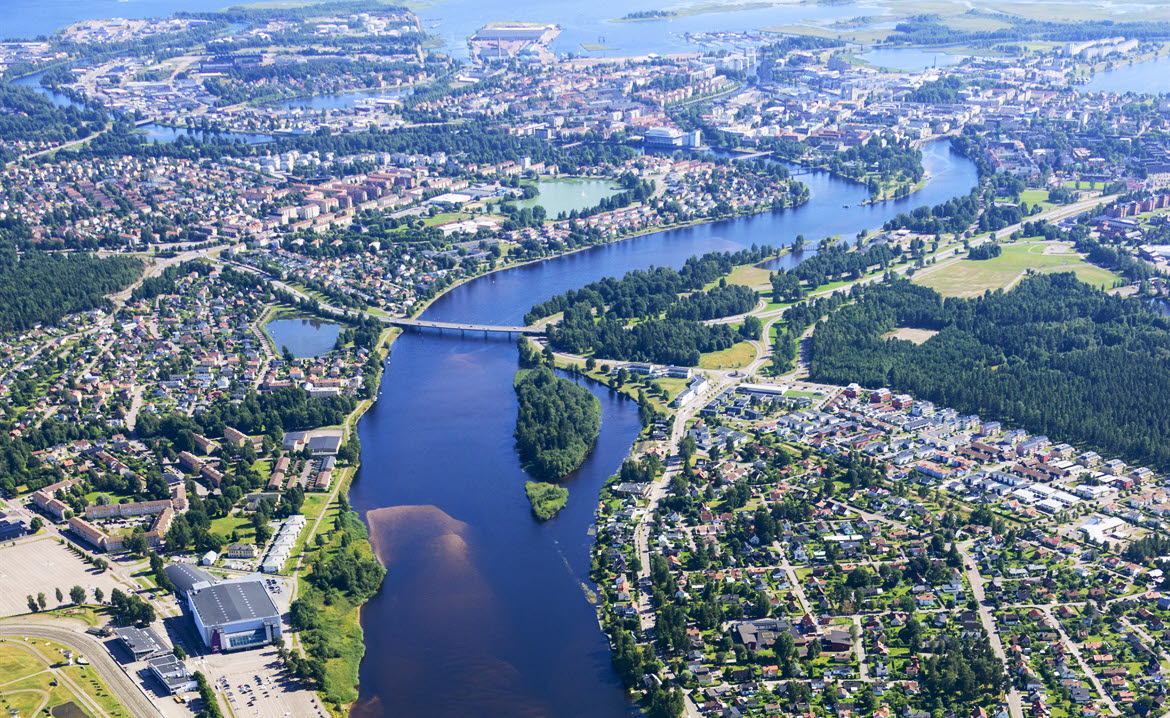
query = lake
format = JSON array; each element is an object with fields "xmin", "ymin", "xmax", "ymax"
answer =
[
  {"xmin": 1078, "ymin": 55, "xmax": 1170, "ymax": 95},
  {"xmin": 266, "ymin": 318, "xmax": 341, "ymax": 359},
  {"xmin": 513, "ymin": 177, "xmax": 622, "ymax": 217},
  {"xmin": 348, "ymin": 139, "xmax": 977, "ymax": 718}
]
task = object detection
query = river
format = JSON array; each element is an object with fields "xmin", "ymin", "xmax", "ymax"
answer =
[{"xmin": 346, "ymin": 139, "xmax": 977, "ymax": 718}]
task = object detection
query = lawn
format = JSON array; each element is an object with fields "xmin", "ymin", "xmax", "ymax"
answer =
[
  {"xmin": 0, "ymin": 639, "xmax": 128, "ymax": 718},
  {"xmin": 710, "ymin": 263, "xmax": 773, "ymax": 291},
  {"xmin": 698, "ymin": 341, "xmax": 757, "ymax": 370},
  {"xmin": 913, "ymin": 241, "xmax": 1122, "ymax": 297},
  {"xmin": 653, "ymin": 377, "xmax": 692, "ymax": 402},
  {"xmin": 1018, "ymin": 189, "xmax": 1056, "ymax": 211},
  {"xmin": 208, "ymin": 512, "xmax": 255, "ymax": 544}
]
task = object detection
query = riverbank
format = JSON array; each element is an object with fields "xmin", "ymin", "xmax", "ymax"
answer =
[
  {"xmin": 286, "ymin": 325, "xmax": 398, "ymax": 717},
  {"xmin": 409, "ymin": 200, "xmax": 811, "ymax": 320}
]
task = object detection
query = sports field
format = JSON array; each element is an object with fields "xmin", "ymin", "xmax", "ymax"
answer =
[{"xmin": 913, "ymin": 241, "xmax": 1121, "ymax": 298}]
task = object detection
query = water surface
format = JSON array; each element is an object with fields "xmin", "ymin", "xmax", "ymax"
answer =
[
  {"xmin": 348, "ymin": 139, "xmax": 977, "ymax": 718},
  {"xmin": 266, "ymin": 317, "xmax": 341, "ymax": 358},
  {"xmin": 1078, "ymin": 55, "xmax": 1170, "ymax": 95},
  {"xmin": 514, "ymin": 178, "xmax": 622, "ymax": 217}
]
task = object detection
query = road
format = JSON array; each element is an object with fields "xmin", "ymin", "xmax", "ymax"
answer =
[
  {"xmin": 633, "ymin": 375, "xmax": 735, "ymax": 631},
  {"xmin": 0, "ymin": 622, "xmax": 159, "ymax": 718},
  {"xmin": 959, "ymin": 541, "xmax": 1024, "ymax": 718},
  {"xmin": 1041, "ymin": 606, "xmax": 1120, "ymax": 716}
]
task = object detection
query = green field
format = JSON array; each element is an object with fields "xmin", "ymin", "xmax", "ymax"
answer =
[
  {"xmin": 698, "ymin": 340, "xmax": 757, "ymax": 370},
  {"xmin": 1018, "ymin": 189, "xmax": 1056, "ymax": 211},
  {"xmin": 711, "ymin": 263, "xmax": 773, "ymax": 291},
  {"xmin": 913, "ymin": 241, "xmax": 1121, "ymax": 297},
  {"xmin": 0, "ymin": 639, "xmax": 129, "ymax": 718}
]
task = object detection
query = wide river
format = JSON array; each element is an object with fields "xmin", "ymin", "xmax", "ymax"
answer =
[{"xmin": 347, "ymin": 139, "xmax": 977, "ymax": 718}]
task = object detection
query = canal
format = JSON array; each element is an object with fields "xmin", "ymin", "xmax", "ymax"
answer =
[{"xmin": 347, "ymin": 139, "xmax": 978, "ymax": 718}]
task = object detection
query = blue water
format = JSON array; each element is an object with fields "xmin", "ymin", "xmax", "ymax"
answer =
[
  {"xmin": 1078, "ymin": 55, "xmax": 1170, "ymax": 95},
  {"xmin": 2, "ymin": 0, "xmax": 238, "ymax": 40},
  {"xmin": 266, "ymin": 318, "xmax": 341, "ymax": 358},
  {"xmin": 348, "ymin": 139, "xmax": 977, "ymax": 718}
]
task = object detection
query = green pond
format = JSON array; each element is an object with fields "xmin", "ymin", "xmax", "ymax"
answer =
[{"xmin": 513, "ymin": 178, "xmax": 622, "ymax": 216}]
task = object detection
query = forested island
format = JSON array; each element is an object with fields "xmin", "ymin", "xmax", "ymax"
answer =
[
  {"xmin": 513, "ymin": 359, "xmax": 601, "ymax": 519},
  {"xmin": 809, "ymin": 274, "xmax": 1170, "ymax": 471}
]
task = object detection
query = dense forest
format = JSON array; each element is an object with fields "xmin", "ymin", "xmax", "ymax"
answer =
[
  {"xmin": 809, "ymin": 275, "xmax": 1170, "ymax": 471},
  {"xmin": 526, "ymin": 246, "xmax": 775, "ymax": 323},
  {"xmin": 547, "ymin": 307, "xmax": 740, "ymax": 366},
  {"xmin": 0, "ymin": 251, "xmax": 141, "ymax": 331},
  {"xmin": 513, "ymin": 366, "xmax": 601, "ymax": 481}
]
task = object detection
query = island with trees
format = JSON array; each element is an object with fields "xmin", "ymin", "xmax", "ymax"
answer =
[{"xmin": 513, "ymin": 357, "xmax": 601, "ymax": 519}]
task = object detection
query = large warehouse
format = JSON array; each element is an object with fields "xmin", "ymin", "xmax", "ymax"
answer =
[{"xmin": 165, "ymin": 564, "xmax": 282, "ymax": 653}]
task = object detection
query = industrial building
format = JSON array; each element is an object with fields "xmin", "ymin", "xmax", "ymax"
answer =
[
  {"xmin": 114, "ymin": 626, "xmax": 168, "ymax": 661},
  {"xmin": 147, "ymin": 654, "xmax": 198, "ymax": 694},
  {"xmin": 165, "ymin": 563, "xmax": 283, "ymax": 653}
]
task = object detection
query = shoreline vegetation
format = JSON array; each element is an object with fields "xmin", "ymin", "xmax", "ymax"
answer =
[{"xmin": 286, "ymin": 326, "xmax": 396, "ymax": 717}]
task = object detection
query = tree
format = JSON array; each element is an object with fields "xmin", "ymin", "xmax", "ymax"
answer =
[
  {"xmin": 679, "ymin": 435, "xmax": 697, "ymax": 461},
  {"xmin": 94, "ymin": 587, "xmax": 104, "ymax": 604},
  {"xmin": 29, "ymin": 517, "xmax": 42, "ymax": 533},
  {"xmin": 26, "ymin": 595, "xmax": 38, "ymax": 613},
  {"xmin": 740, "ymin": 315, "xmax": 763, "ymax": 340},
  {"xmin": 55, "ymin": 587, "xmax": 63, "ymax": 604},
  {"xmin": 36, "ymin": 592, "xmax": 46, "ymax": 610},
  {"xmin": 69, "ymin": 585, "xmax": 86, "ymax": 605}
]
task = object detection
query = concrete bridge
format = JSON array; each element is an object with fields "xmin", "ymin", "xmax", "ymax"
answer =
[{"xmin": 385, "ymin": 317, "xmax": 546, "ymax": 336}]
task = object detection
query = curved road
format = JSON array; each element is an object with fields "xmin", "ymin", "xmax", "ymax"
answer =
[{"xmin": 0, "ymin": 623, "xmax": 159, "ymax": 717}]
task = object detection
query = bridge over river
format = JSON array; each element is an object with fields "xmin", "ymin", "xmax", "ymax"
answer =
[{"xmin": 383, "ymin": 316, "xmax": 546, "ymax": 336}]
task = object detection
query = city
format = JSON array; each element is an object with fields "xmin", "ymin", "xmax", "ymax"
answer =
[{"xmin": 3, "ymin": 2, "xmax": 1170, "ymax": 718}]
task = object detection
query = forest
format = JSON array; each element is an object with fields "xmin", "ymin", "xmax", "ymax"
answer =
[
  {"xmin": 547, "ymin": 307, "xmax": 740, "ymax": 367},
  {"xmin": 0, "ymin": 251, "xmax": 141, "ymax": 331},
  {"xmin": 809, "ymin": 274, "xmax": 1170, "ymax": 471},
  {"xmin": 525, "ymin": 246, "xmax": 775, "ymax": 323},
  {"xmin": 513, "ymin": 366, "xmax": 601, "ymax": 481},
  {"xmin": 0, "ymin": 84, "xmax": 107, "ymax": 162}
]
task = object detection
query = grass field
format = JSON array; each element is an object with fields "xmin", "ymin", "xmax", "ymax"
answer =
[
  {"xmin": 913, "ymin": 241, "xmax": 1121, "ymax": 297},
  {"xmin": 0, "ymin": 639, "xmax": 129, "ymax": 718},
  {"xmin": 698, "ymin": 341, "xmax": 757, "ymax": 370},
  {"xmin": 712, "ymin": 263, "xmax": 773, "ymax": 291},
  {"xmin": 1018, "ymin": 189, "xmax": 1055, "ymax": 211}
]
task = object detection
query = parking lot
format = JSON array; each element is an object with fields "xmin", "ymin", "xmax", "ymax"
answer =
[
  {"xmin": 193, "ymin": 646, "xmax": 326, "ymax": 718},
  {"xmin": 0, "ymin": 536, "xmax": 129, "ymax": 617}
]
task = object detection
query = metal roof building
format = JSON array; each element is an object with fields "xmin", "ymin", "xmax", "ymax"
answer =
[
  {"xmin": 164, "ymin": 563, "xmax": 215, "ymax": 594},
  {"xmin": 187, "ymin": 576, "xmax": 282, "ymax": 653}
]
